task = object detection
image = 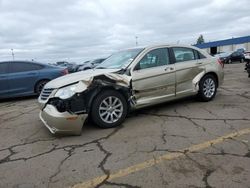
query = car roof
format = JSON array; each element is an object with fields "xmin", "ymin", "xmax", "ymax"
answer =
[
  {"xmin": 124, "ymin": 44, "xmax": 202, "ymax": 51},
  {"xmin": 0, "ymin": 60, "xmax": 47, "ymax": 66}
]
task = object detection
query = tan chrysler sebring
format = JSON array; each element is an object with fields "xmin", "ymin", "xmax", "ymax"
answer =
[{"xmin": 38, "ymin": 44, "xmax": 224, "ymax": 135}]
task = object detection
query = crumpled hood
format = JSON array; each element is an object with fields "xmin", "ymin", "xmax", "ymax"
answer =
[{"xmin": 45, "ymin": 69, "xmax": 120, "ymax": 89}]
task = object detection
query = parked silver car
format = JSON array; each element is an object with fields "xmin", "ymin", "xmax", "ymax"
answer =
[{"xmin": 38, "ymin": 44, "xmax": 224, "ymax": 135}]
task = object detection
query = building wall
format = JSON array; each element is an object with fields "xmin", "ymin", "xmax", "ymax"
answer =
[
  {"xmin": 246, "ymin": 42, "xmax": 250, "ymax": 51},
  {"xmin": 201, "ymin": 42, "xmax": 250, "ymax": 53},
  {"xmin": 219, "ymin": 45, "xmax": 233, "ymax": 52}
]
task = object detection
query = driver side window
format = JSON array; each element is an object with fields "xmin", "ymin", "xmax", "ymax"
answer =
[{"xmin": 136, "ymin": 48, "xmax": 170, "ymax": 70}]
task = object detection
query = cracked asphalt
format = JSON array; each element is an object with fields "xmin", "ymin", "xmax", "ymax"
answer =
[{"xmin": 0, "ymin": 63, "xmax": 250, "ymax": 188}]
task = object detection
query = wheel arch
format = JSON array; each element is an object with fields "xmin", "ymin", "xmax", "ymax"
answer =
[
  {"xmin": 85, "ymin": 86, "xmax": 131, "ymax": 114},
  {"xmin": 203, "ymin": 72, "xmax": 219, "ymax": 87},
  {"xmin": 34, "ymin": 79, "xmax": 50, "ymax": 93}
]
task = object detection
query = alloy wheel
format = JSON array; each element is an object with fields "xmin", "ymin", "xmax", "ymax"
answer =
[
  {"xmin": 37, "ymin": 81, "xmax": 48, "ymax": 94},
  {"xmin": 203, "ymin": 78, "xmax": 215, "ymax": 98},
  {"xmin": 99, "ymin": 96, "xmax": 123, "ymax": 124}
]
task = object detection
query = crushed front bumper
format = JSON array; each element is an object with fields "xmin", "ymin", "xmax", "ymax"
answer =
[{"xmin": 39, "ymin": 104, "xmax": 88, "ymax": 135}]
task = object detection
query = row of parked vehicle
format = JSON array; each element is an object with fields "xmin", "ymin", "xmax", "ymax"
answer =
[
  {"xmin": 244, "ymin": 51, "xmax": 250, "ymax": 77},
  {"xmin": 0, "ymin": 57, "xmax": 106, "ymax": 99},
  {"xmin": 51, "ymin": 58, "xmax": 106, "ymax": 73},
  {"xmin": 213, "ymin": 49, "xmax": 250, "ymax": 77},
  {"xmin": 0, "ymin": 61, "xmax": 68, "ymax": 99},
  {"xmin": 213, "ymin": 49, "xmax": 247, "ymax": 64}
]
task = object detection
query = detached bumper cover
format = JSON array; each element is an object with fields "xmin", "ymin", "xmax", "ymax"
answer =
[{"xmin": 39, "ymin": 104, "xmax": 88, "ymax": 135}]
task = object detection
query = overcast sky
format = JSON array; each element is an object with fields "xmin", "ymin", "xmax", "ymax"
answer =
[{"xmin": 0, "ymin": 0, "xmax": 249, "ymax": 63}]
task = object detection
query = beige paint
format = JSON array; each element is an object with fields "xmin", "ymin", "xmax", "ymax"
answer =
[{"xmin": 38, "ymin": 44, "xmax": 224, "ymax": 135}]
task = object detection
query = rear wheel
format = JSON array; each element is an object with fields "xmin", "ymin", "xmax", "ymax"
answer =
[
  {"xmin": 198, "ymin": 75, "xmax": 217, "ymax": 102},
  {"xmin": 35, "ymin": 80, "xmax": 49, "ymax": 94},
  {"xmin": 91, "ymin": 90, "xmax": 127, "ymax": 128}
]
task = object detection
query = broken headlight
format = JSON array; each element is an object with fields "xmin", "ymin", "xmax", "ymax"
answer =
[{"xmin": 54, "ymin": 83, "xmax": 78, "ymax": 99}]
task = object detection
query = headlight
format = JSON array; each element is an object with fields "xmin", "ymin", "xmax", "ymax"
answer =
[{"xmin": 54, "ymin": 83, "xmax": 78, "ymax": 99}]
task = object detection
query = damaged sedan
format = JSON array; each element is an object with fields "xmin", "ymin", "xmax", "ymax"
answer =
[{"xmin": 38, "ymin": 44, "xmax": 224, "ymax": 135}]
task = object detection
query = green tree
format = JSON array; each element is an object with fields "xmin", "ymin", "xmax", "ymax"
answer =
[{"xmin": 196, "ymin": 34, "xmax": 205, "ymax": 44}]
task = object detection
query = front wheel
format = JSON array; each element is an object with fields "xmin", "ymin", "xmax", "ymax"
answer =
[
  {"xmin": 91, "ymin": 90, "xmax": 128, "ymax": 128},
  {"xmin": 35, "ymin": 80, "xmax": 49, "ymax": 94},
  {"xmin": 198, "ymin": 75, "xmax": 217, "ymax": 102}
]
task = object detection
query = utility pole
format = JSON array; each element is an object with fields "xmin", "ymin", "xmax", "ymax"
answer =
[
  {"xmin": 11, "ymin": 49, "xmax": 14, "ymax": 60},
  {"xmin": 135, "ymin": 36, "xmax": 138, "ymax": 46}
]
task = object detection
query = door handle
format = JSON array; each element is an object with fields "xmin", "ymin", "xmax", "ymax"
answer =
[
  {"xmin": 164, "ymin": 67, "xmax": 169, "ymax": 71},
  {"xmin": 165, "ymin": 67, "xmax": 174, "ymax": 71},
  {"xmin": 196, "ymin": 62, "xmax": 202, "ymax": 65}
]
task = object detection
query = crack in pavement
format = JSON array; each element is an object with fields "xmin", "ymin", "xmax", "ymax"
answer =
[
  {"xmin": 104, "ymin": 181, "xmax": 141, "ymax": 188},
  {"xmin": 152, "ymin": 163, "xmax": 169, "ymax": 186},
  {"xmin": 188, "ymin": 118, "xmax": 206, "ymax": 132},
  {"xmin": 47, "ymin": 126, "xmax": 123, "ymax": 187},
  {"xmin": 139, "ymin": 112, "xmax": 250, "ymax": 122},
  {"xmin": 95, "ymin": 141, "xmax": 112, "ymax": 188},
  {"xmin": 183, "ymin": 153, "xmax": 217, "ymax": 188},
  {"xmin": 203, "ymin": 108, "xmax": 219, "ymax": 118},
  {"xmin": 48, "ymin": 147, "xmax": 75, "ymax": 187},
  {"xmin": 0, "ymin": 138, "xmax": 57, "ymax": 164},
  {"xmin": 202, "ymin": 169, "xmax": 215, "ymax": 188},
  {"xmin": 94, "ymin": 125, "xmax": 124, "ymax": 188},
  {"xmin": 0, "ymin": 106, "xmax": 39, "ymax": 123},
  {"xmin": 0, "ymin": 126, "xmax": 122, "ymax": 167}
]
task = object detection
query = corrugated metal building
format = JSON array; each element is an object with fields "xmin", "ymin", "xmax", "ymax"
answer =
[{"xmin": 195, "ymin": 35, "xmax": 250, "ymax": 55}]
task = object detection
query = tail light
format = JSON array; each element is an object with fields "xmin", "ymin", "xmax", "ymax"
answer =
[
  {"xmin": 61, "ymin": 68, "xmax": 68, "ymax": 75},
  {"xmin": 217, "ymin": 59, "xmax": 224, "ymax": 68}
]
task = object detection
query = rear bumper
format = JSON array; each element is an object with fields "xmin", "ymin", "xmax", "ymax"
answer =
[{"xmin": 39, "ymin": 104, "xmax": 88, "ymax": 135}]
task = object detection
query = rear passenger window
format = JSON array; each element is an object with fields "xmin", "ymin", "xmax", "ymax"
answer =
[
  {"xmin": 9, "ymin": 62, "xmax": 43, "ymax": 73},
  {"xmin": 173, "ymin": 47, "xmax": 195, "ymax": 62},
  {"xmin": 0, "ymin": 63, "xmax": 8, "ymax": 74}
]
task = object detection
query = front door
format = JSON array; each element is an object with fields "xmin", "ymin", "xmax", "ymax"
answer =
[{"xmin": 131, "ymin": 48, "xmax": 176, "ymax": 107}]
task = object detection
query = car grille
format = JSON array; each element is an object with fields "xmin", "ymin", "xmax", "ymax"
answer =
[{"xmin": 40, "ymin": 88, "xmax": 54, "ymax": 101}]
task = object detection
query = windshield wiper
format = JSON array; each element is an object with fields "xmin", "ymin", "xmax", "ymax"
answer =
[{"xmin": 95, "ymin": 67, "xmax": 106, "ymax": 69}]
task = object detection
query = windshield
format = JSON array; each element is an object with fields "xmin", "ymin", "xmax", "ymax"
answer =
[{"xmin": 96, "ymin": 48, "xmax": 143, "ymax": 69}]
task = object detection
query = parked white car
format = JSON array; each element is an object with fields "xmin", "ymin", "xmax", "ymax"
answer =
[{"xmin": 244, "ymin": 51, "xmax": 250, "ymax": 61}]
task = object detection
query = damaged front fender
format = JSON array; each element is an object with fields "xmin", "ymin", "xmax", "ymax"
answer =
[{"xmin": 47, "ymin": 71, "xmax": 134, "ymax": 115}]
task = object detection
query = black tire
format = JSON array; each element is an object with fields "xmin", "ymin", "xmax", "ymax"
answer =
[
  {"xmin": 35, "ymin": 80, "xmax": 49, "ymax": 94},
  {"xmin": 197, "ymin": 74, "xmax": 217, "ymax": 102},
  {"xmin": 91, "ymin": 90, "xmax": 128, "ymax": 128}
]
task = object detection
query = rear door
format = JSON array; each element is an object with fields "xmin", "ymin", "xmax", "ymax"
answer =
[
  {"xmin": 0, "ymin": 62, "xmax": 9, "ymax": 98},
  {"xmin": 172, "ymin": 47, "xmax": 206, "ymax": 96},
  {"xmin": 131, "ymin": 48, "xmax": 176, "ymax": 107},
  {"xmin": 8, "ymin": 62, "xmax": 41, "ymax": 96}
]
